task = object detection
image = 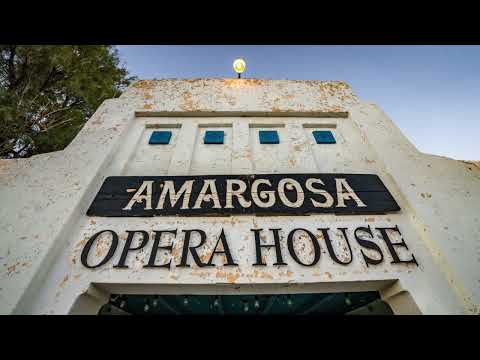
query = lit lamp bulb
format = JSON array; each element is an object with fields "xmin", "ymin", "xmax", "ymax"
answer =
[
  {"xmin": 242, "ymin": 300, "xmax": 249, "ymax": 312},
  {"xmin": 233, "ymin": 58, "xmax": 246, "ymax": 78}
]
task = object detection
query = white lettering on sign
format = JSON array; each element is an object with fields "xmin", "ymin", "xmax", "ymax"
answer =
[
  {"xmin": 156, "ymin": 180, "xmax": 194, "ymax": 210},
  {"xmin": 278, "ymin": 178, "xmax": 304, "ymax": 208},
  {"xmin": 335, "ymin": 178, "xmax": 367, "ymax": 208},
  {"xmin": 251, "ymin": 179, "xmax": 276, "ymax": 208},
  {"xmin": 305, "ymin": 178, "xmax": 334, "ymax": 208},
  {"xmin": 225, "ymin": 179, "xmax": 252, "ymax": 209},
  {"xmin": 87, "ymin": 174, "xmax": 400, "ymax": 217},
  {"xmin": 122, "ymin": 180, "xmax": 153, "ymax": 210},
  {"xmin": 193, "ymin": 179, "xmax": 222, "ymax": 209},
  {"xmin": 122, "ymin": 178, "xmax": 368, "ymax": 211}
]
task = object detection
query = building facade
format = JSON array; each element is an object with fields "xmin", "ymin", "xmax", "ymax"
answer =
[{"xmin": 0, "ymin": 78, "xmax": 479, "ymax": 315}]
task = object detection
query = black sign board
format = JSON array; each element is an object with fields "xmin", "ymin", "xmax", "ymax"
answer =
[{"xmin": 86, "ymin": 174, "xmax": 400, "ymax": 217}]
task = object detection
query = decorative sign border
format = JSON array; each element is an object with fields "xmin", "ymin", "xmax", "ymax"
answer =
[{"xmin": 87, "ymin": 174, "xmax": 400, "ymax": 217}]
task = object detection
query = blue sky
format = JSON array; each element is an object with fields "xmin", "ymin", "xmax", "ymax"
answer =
[{"xmin": 117, "ymin": 45, "xmax": 480, "ymax": 160}]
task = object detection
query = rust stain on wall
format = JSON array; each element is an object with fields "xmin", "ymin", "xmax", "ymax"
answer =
[
  {"xmin": 227, "ymin": 273, "xmax": 240, "ymax": 283},
  {"xmin": 59, "ymin": 275, "xmax": 69, "ymax": 288}
]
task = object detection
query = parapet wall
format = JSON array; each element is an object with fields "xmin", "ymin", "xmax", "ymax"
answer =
[{"xmin": 121, "ymin": 79, "xmax": 359, "ymax": 114}]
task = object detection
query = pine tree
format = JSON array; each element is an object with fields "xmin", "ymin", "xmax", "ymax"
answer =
[{"xmin": 0, "ymin": 45, "xmax": 136, "ymax": 158}]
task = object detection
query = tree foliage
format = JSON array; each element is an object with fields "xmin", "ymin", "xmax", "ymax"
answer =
[{"xmin": 0, "ymin": 45, "xmax": 135, "ymax": 158}]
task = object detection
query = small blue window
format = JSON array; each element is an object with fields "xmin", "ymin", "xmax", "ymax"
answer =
[
  {"xmin": 259, "ymin": 130, "xmax": 279, "ymax": 144},
  {"xmin": 313, "ymin": 130, "xmax": 336, "ymax": 144},
  {"xmin": 149, "ymin": 131, "xmax": 172, "ymax": 145},
  {"xmin": 204, "ymin": 130, "xmax": 224, "ymax": 144}
]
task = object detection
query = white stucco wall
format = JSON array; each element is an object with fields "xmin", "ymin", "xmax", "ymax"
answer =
[{"xmin": 0, "ymin": 79, "xmax": 478, "ymax": 315}]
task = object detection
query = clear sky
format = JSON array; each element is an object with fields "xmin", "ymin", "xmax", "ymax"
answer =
[{"xmin": 117, "ymin": 45, "xmax": 479, "ymax": 161}]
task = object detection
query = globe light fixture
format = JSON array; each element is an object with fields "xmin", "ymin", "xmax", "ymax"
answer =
[{"xmin": 233, "ymin": 58, "xmax": 246, "ymax": 78}]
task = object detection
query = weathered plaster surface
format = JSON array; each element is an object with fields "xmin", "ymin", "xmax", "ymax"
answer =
[
  {"xmin": 0, "ymin": 79, "xmax": 478, "ymax": 315},
  {"xmin": 122, "ymin": 79, "xmax": 359, "ymax": 114},
  {"xmin": 350, "ymin": 104, "xmax": 480, "ymax": 314}
]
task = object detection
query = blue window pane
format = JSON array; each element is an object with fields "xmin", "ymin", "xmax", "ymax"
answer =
[
  {"xmin": 204, "ymin": 130, "xmax": 224, "ymax": 144},
  {"xmin": 259, "ymin": 130, "xmax": 279, "ymax": 144},
  {"xmin": 149, "ymin": 131, "xmax": 172, "ymax": 145},
  {"xmin": 313, "ymin": 130, "xmax": 336, "ymax": 144}
]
